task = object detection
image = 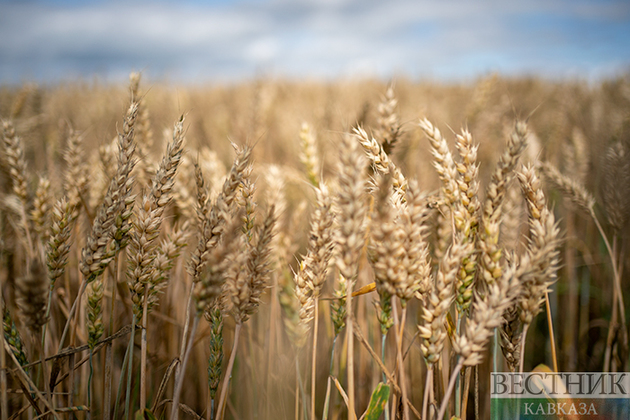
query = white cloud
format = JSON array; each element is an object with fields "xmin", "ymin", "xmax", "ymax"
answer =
[{"xmin": 0, "ymin": 0, "xmax": 628, "ymax": 83}]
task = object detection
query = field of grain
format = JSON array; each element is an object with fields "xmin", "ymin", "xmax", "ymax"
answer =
[{"xmin": 0, "ymin": 73, "xmax": 629, "ymax": 419}]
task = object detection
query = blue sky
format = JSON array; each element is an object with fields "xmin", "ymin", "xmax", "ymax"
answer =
[{"xmin": 1, "ymin": 0, "xmax": 629, "ymax": 84}]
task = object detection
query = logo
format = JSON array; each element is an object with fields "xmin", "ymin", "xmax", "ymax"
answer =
[{"xmin": 491, "ymin": 373, "xmax": 630, "ymax": 419}]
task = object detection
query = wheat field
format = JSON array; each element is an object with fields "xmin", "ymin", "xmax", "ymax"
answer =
[{"xmin": 0, "ymin": 73, "xmax": 628, "ymax": 419}]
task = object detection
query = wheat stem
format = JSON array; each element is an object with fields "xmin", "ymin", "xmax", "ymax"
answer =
[
  {"xmin": 177, "ymin": 283, "xmax": 195, "ymax": 380},
  {"xmin": 346, "ymin": 278, "xmax": 356, "ymax": 420},
  {"xmin": 591, "ymin": 209, "xmax": 626, "ymax": 328},
  {"xmin": 0, "ymin": 286, "xmax": 6, "ymax": 420},
  {"xmin": 392, "ymin": 300, "xmax": 409, "ymax": 420},
  {"xmin": 3, "ymin": 340, "xmax": 60, "ymax": 419},
  {"xmin": 216, "ymin": 322, "xmax": 242, "ymax": 420},
  {"xmin": 103, "ymin": 250, "xmax": 122, "ymax": 420},
  {"xmin": 124, "ymin": 313, "xmax": 138, "ymax": 420},
  {"xmin": 422, "ymin": 366, "xmax": 432, "ymax": 420},
  {"xmin": 171, "ymin": 315, "xmax": 201, "ymax": 420},
  {"xmin": 519, "ymin": 323, "xmax": 530, "ymax": 374},
  {"xmin": 545, "ymin": 291, "xmax": 558, "ymax": 372},
  {"xmin": 140, "ymin": 286, "xmax": 149, "ymax": 411},
  {"xmin": 295, "ymin": 365, "xmax": 300, "ymax": 420},
  {"xmin": 437, "ymin": 359, "xmax": 464, "ymax": 420},
  {"xmin": 57, "ymin": 279, "xmax": 87, "ymax": 353},
  {"xmin": 382, "ymin": 332, "xmax": 390, "ymax": 420},
  {"xmin": 311, "ymin": 298, "xmax": 319, "ymax": 420},
  {"xmin": 322, "ymin": 334, "xmax": 338, "ymax": 420}
]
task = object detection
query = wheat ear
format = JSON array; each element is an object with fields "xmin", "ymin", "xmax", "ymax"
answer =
[
  {"xmin": 540, "ymin": 159, "xmax": 626, "ymax": 371},
  {"xmin": 63, "ymin": 128, "xmax": 89, "ymax": 217},
  {"xmin": 354, "ymin": 126, "xmax": 406, "ymax": 192},
  {"xmin": 1, "ymin": 120, "xmax": 34, "ymax": 261},
  {"xmin": 299, "ymin": 122, "xmax": 321, "ymax": 187},
  {"xmin": 292, "ymin": 183, "xmax": 334, "ymax": 419},
  {"xmin": 418, "ymin": 117, "xmax": 459, "ymax": 205},
  {"xmin": 335, "ymin": 132, "xmax": 367, "ymax": 420},
  {"xmin": 377, "ymin": 84, "xmax": 402, "ymax": 155},
  {"xmin": 478, "ymin": 121, "xmax": 528, "ymax": 289},
  {"xmin": 125, "ymin": 114, "xmax": 185, "ymax": 414}
]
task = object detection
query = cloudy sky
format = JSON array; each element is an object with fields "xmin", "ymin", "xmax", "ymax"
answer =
[{"xmin": 1, "ymin": 0, "xmax": 629, "ymax": 84}]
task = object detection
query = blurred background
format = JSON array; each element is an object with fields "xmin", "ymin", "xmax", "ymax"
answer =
[{"xmin": 1, "ymin": 0, "xmax": 629, "ymax": 84}]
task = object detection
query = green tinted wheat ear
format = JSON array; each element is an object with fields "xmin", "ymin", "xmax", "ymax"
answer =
[
  {"xmin": 454, "ymin": 129, "xmax": 480, "ymax": 234},
  {"xmin": 453, "ymin": 262, "xmax": 521, "ymax": 367},
  {"xmin": 87, "ymin": 278, "xmax": 104, "ymax": 350},
  {"xmin": 16, "ymin": 259, "xmax": 48, "ymax": 333},
  {"xmin": 239, "ymin": 178, "xmax": 257, "ymax": 242},
  {"xmin": 440, "ymin": 257, "xmax": 522, "ymax": 420},
  {"xmin": 330, "ymin": 274, "xmax": 348, "ymax": 335},
  {"xmin": 2, "ymin": 306, "xmax": 29, "ymax": 368},
  {"xmin": 206, "ymin": 305, "xmax": 223, "ymax": 402},
  {"xmin": 454, "ymin": 129, "xmax": 481, "ymax": 311}
]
